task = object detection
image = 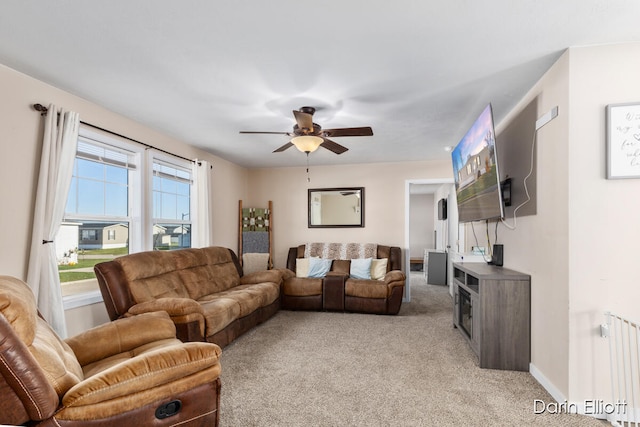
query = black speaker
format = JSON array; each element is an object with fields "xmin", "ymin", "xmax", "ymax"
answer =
[
  {"xmin": 438, "ymin": 198, "xmax": 447, "ymax": 220},
  {"xmin": 490, "ymin": 244, "xmax": 503, "ymax": 267}
]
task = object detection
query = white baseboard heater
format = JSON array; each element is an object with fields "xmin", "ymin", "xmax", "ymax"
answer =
[{"xmin": 603, "ymin": 312, "xmax": 640, "ymax": 426}]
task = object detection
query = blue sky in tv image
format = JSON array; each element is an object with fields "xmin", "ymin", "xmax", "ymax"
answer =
[{"xmin": 451, "ymin": 104, "xmax": 495, "ymax": 181}]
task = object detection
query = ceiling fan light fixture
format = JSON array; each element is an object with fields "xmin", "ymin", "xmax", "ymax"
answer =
[{"xmin": 291, "ymin": 135, "xmax": 323, "ymax": 153}]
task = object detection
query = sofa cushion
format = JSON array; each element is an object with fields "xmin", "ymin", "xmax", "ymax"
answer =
[
  {"xmin": 284, "ymin": 277, "xmax": 323, "ymax": 296},
  {"xmin": 307, "ymin": 257, "xmax": 332, "ymax": 278},
  {"xmin": 345, "ymin": 279, "xmax": 388, "ymax": 299},
  {"xmin": 371, "ymin": 258, "xmax": 388, "ymax": 280},
  {"xmin": 350, "ymin": 258, "xmax": 373, "ymax": 279},
  {"xmin": 229, "ymin": 283, "xmax": 280, "ymax": 308}
]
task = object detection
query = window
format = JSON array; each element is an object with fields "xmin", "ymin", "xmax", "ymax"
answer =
[
  {"xmin": 55, "ymin": 127, "xmax": 195, "ymax": 304},
  {"xmin": 57, "ymin": 133, "xmax": 139, "ymax": 299},
  {"xmin": 152, "ymin": 158, "xmax": 192, "ymax": 250},
  {"xmin": 81, "ymin": 229, "xmax": 99, "ymax": 241}
]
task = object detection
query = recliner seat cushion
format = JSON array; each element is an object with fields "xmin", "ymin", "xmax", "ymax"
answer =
[
  {"xmin": 283, "ymin": 277, "xmax": 323, "ymax": 296},
  {"xmin": 345, "ymin": 279, "xmax": 388, "ymax": 299}
]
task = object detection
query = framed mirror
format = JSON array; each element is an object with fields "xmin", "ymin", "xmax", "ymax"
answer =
[{"xmin": 308, "ymin": 187, "xmax": 364, "ymax": 228}]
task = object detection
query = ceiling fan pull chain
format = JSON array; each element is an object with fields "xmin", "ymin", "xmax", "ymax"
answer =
[{"xmin": 306, "ymin": 152, "xmax": 311, "ymax": 182}]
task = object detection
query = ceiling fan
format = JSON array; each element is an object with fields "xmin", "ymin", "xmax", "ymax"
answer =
[{"xmin": 239, "ymin": 106, "xmax": 373, "ymax": 155}]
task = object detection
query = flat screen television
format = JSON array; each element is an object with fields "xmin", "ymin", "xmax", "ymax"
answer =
[{"xmin": 451, "ymin": 103, "xmax": 504, "ymax": 223}]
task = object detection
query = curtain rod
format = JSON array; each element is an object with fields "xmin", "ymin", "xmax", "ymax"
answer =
[{"xmin": 32, "ymin": 103, "xmax": 200, "ymax": 165}]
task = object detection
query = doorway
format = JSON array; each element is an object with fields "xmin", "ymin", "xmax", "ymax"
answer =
[{"xmin": 404, "ymin": 179, "xmax": 456, "ymax": 302}]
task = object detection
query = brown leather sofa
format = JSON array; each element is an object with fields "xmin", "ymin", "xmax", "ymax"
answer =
[
  {"xmin": 282, "ymin": 244, "xmax": 405, "ymax": 315},
  {"xmin": 0, "ymin": 275, "xmax": 222, "ymax": 427},
  {"xmin": 95, "ymin": 246, "xmax": 283, "ymax": 348}
]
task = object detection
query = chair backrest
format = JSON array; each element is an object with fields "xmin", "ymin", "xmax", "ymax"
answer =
[
  {"xmin": 96, "ymin": 246, "xmax": 244, "ymax": 320},
  {"xmin": 286, "ymin": 244, "xmax": 403, "ymax": 272},
  {"xmin": 0, "ymin": 276, "xmax": 84, "ymax": 425}
]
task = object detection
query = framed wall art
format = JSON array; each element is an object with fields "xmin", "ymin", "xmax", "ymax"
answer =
[{"xmin": 606, "ymin": 102, "xmax": 640, "ymax": 179}]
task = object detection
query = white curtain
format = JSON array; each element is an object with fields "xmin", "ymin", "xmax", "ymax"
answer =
[
  {"xmin": 27, "ymin": 104, "xmax": 79, "ymax": 337},
  {"xmin": 191, "ymin": 159, "xmax": 212, "ymax": 248}
]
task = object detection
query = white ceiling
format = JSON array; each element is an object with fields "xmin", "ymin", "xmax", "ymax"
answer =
[{"xmin": 2, "ymin": 1, "xmax": 640, "ymax": 169}]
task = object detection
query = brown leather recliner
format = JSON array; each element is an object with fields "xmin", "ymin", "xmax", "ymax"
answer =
[{"xmin": 0, "ymin": 275, "xmax": 222, "ymax": 426}]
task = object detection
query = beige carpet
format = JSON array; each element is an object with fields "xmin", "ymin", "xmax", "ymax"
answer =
[{"xmin": 219, "ymin": 273, "xmax": 606, "ymax": 426}]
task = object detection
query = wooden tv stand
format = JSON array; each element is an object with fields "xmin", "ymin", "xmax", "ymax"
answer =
[{"xmin": 452, "ymin": 262, "xmax": 531, "ymax": 371}]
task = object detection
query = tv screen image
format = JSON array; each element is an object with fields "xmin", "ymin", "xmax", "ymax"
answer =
[{"xmin": 451, "ymin": 104, "xmax": 504, "ymax": 223}]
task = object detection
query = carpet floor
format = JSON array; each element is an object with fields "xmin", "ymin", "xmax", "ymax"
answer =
[{"xmin": 219, "ymin": 273, "xmax": 606, "ymax": 426}]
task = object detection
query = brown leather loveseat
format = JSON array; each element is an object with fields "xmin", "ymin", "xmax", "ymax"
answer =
[
  {"xmin": 95, "ymin": 246, "xmax": 283, "ymax": 348},
  {"xmin": 282, "ymin": 243, "xmax": 405, "ymax": 315},
  {"xmin": 0, "ymin": 275, "xmax": 222, "ymax": 426}
]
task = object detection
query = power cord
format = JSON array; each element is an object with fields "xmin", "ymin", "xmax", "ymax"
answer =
[
  {"xmin": 500, "ymin": 128, "xmax": 537, "ymax": 230},
  {"xmin": 470, "ymin": 221, "xmax": 493, "ymax": 263}
]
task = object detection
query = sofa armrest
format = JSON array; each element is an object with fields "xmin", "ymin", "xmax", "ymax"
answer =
[
  {"xmin": 384, "ymin": 270, "xmax": 406, "ymax": 288},
  {"xmin": 241, "ymin": 269, "xmax": 283, "ymax": 285},
  {"xmin": 61, "ymin": 341, "xmax": 222, "ymax": 408},
  {"xmin": 126, "ymin": 297, "xmax": 204, "ymax": 317},
  {"xmin": 126, "ymin": 298, "xmax": 206, "ymax": 341},
  {"xmin": 65, "ymin": 312, "xmax": 176, "ymax": 366}
]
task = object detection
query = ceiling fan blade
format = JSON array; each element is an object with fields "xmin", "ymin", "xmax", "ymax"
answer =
[
  {"xmin": 239, "ymin": 131, "xmax": 290, "ymax": 135},
  {"xmin": 293, "ymin": 110, "xmax": 314, "ymax": 132},
  {"xmin": 273, "ymin": 142, "xmax": 293, "ymax": 153},
  {"xmin": 323, "ymin": 127, "xmax": 373, "ymax": 137},
  {"xmin": 320, "ymin": 138, "xmax": 349, "ymax": 154}
]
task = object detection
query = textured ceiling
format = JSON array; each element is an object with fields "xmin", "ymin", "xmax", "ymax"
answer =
[{"xmin": 2, "ymin": 1, "xmax": 640, "ymax": 168}]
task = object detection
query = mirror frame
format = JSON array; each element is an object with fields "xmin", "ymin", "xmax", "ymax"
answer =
[{"xmin": 308, "ymin": 187, "xmax": 365, "ymax": 228}]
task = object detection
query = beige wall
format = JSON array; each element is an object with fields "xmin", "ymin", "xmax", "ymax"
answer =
[
  {"xmin": 567, "ymin": 43, "xmax": 640, "ymax": 403},
  {"xmin": 490, "ymin": 50, "xmax": 572, "ymax": 398},
  {"xmin": 490, "ymin": 42, "xmax": 640, "ymax": 406},
  {"xmin": 0, "ymin": 64, "xmax": 249, "ymax": 330},
  {"xmin": 247, "ymin": 161, "xmax": 452, "ymax": 268}
]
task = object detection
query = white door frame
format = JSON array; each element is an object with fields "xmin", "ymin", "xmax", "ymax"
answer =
[{"xmin": 404, "ymin": 178, "xmax": 454, "ymax": 302}]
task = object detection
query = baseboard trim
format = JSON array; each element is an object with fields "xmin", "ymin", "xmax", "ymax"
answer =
[
  {"xmin": 529, "ymin": 363, "xmax": 566, "ymax": 404},
  {"xmin": 529, "ymin": 363, "xmax": 607, "ymax": 420}
]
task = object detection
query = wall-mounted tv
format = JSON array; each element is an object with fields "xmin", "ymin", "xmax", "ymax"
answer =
[{"xmin": 451, "ymin": 104, "xmax": 504, "ymax": 223}]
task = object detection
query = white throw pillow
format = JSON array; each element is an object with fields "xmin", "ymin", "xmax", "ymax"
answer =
[
  {"xmin": 370, "ymin": 258, "xmax": 388, "ymax": 280},
  {"xmin": 350, "ymin": 258, "xmax": 373, "ymax": 279},
  {"xmin": 296, "ymin": 258, "xmax": 310, "ymax": 278},
  {"xmin": 242, "ymin": 253, "xmax": 270, "ymax": 275}
]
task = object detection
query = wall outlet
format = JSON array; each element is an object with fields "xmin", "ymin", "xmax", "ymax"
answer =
[{"xmin": 471, "ymin": 246, "xmax": 486, "ymax": 255}]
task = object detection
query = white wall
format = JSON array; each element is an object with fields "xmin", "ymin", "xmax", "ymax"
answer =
[
  {"xmin": 409, "ymin": 193, "xmax": 435, "ymax": 258},
  {"xmin": 566, "ymin": 43, "xmax": 640, "ymax": 403}
]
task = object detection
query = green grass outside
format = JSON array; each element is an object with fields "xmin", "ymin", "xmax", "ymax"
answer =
[
  {"xmin": 58, "ymin": 258, "xmax": 111, "ymax": 271},
  {"xmin": 58, "ymin": 247, "xmax": 128, "ymax": 283},
  {"xmin": 60, "ymin": 271, "xmax": 96, "ymax": 282},
  {"xmin": 78, "ymin": 247, "xmax": 128, "ymax": 256}
]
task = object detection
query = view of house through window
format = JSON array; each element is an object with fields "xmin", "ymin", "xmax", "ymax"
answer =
[
  {"xmin": 56, "ymin": 130, "xmax": 193, "ymax": 299},
  {"xmin": 152, "ymin": 160, "xmax": 192, "ymax": 250}
]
